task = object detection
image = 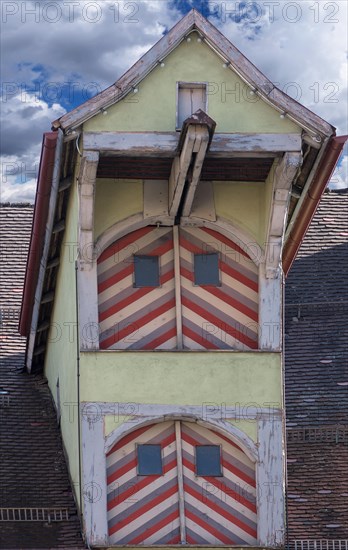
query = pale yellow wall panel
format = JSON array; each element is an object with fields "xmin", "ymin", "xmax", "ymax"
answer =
[
  {"xmin": 94, "ymin": 178, "xmax": 143, "ymax": 239},
  {"xmin": 213, "ymin": 181, "xmax": 265, "ymax": 246},
  {"xmin": 44, "ymin": 182, "xmax": 81, "ymax": 507},
  {"xmin": 80, "ymin": 351, "xmax": 281, "ymax": 407},
  {"xmin": 84, "ymin": 34, "xmax": 300, "ymax": 134}
]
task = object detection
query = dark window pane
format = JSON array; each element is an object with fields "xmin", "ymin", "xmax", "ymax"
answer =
[
  {"xmin": 134, "ymin": 255, "xmax": 160, "ymax": 287},
  {"xmin": 137, "ymin": 444, "xmax": 162, "ymax": 475},
  {"xmin": 196, "ymin": 445, "xmax": 222, "ymax": 476},
  {"xmin": 194, "ymin": 253, "xmax": 219, "ymax": 286}
]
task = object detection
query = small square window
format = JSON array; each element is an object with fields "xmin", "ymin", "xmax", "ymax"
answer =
[
  {"xmin": 194, "ymin": 253, "xmax": 220, "ymax": 286},
  {"xmin": 195, "ymin": 445, "xmax": 222, "ymax": 476},
  {"xmin": 137, "ymin": 444, "xmax": 163, "ymax": 475},
  {"xmin": 134, "ymin": 256, "xmax": 160, "ymax": 287}
]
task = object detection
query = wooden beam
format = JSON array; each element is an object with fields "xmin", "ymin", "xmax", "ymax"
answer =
[
  {"xmin": 265, "ymin": 152, "xmax": 302, "ymax": 278},
  {"xmin": 41, "ymin": 291, "xmax": 55, "ymax": 304},
  {"xmin": 83, "ymin": 131, "xmax": 302, "ymax": 156},
  {"xmin": 168, "ymin": 126, "xmax": 196, "ymax": 217},
  {"xmin": 52, "ymin": 219, "xmax": 65, "ymax": 234},
  {"xmin": 46, "ymin": 257, "xmax": 60, "ymax": 270},
  {"xmin": 58, "ymin": 177, "xmax": 72, "ymax": 192},
  {"xmin": 33, "ymin": 345, "xmax": 46, "ymax": 356},
  {"xmin": 37, "ymin": 320, "xmax": 50, "ymax": 333},
  {"xmin": 182, "ymin": 126, "xmax": 210, "ymax": 216}
]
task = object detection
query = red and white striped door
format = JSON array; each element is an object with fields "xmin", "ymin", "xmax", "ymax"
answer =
[
  {"xmin": 181, "ymin": 422, "xmax": 258, "ymax": 544},
  {"xmin": 106, "ymin": 421, "xmax": 257, "ymax": 545},
  {"xmin": 106, "ymin": 422, "xmax": 181, "ymax": 544},
  {"xmin": 97, "ymin": 225, "xmax": 258, "ymax": 351},
  {"xmin": 179, "ymin": 226, "xmax": 259, "ymax": 350},
  {"xmin": 98, "ymin": 227, "xmax": 177, "ymax": 350}
]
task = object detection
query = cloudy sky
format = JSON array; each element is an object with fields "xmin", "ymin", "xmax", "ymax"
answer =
[{"xmin": 1, "ymin": 0, "xmax": 347, "ymax": 202}]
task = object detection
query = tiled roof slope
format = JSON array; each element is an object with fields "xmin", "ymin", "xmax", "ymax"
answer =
[
  {"xmin": 0, "ymin": 204, "xmax": 84, "ymax": 549},
  {"xmin": 285, "ymin": 189, "xmax": 348, "ymax": 542}
]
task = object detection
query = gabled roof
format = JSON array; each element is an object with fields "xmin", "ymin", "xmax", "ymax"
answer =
[
  {"xmin": 19, "ymin": 9, "xmax": 347, "ymax": 372},
  {"xmin": 53, "ymin": 9, "xmax": 334, "ymax": 139},
  {"xmin": 0, "ymin": 204, "xmax": 84, "ymax": 548},
  {"xmin": 285, "ymin": 190, "xmax": 348, "ymax": 541}
]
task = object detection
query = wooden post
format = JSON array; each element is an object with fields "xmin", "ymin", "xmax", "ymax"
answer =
[{"xmin": 175, "ymin": 421, "xmax": 187, "ymax": 544}]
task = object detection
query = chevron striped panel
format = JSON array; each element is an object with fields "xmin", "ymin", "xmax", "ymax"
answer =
[
  {"xmin": 179, "ymin": 227, "xmax": 259, "ymax": 350},
  {"xmin": 106, "ymin": 422, "xmax": 181, "ymax": 544},
  {"xmin": 98, "ymin": 227, "xmax": 177, "ymax": 350},
  {"xmin": 181, "ymin": 422, "xmax": 257, "ymax": 544}
]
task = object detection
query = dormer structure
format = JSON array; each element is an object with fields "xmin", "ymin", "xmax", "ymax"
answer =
[{"xmin": 20, "ymin": 9, "xmax": 346, "ymax": 548}]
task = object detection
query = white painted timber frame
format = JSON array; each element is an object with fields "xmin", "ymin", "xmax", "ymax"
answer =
[
  {"xmin": 77, "ymin": 151, "xmax": 99, "ymax": 350},
  {"xmin": 83, "ymin": 131, "xmax": 302, "ymax": 157},
  {"xmin": 264, "ymin": 152, "xmax": 302, "ymax": 279},
  {"xmin": 81, "ymin": 402, "xmax": 284, "ymax": 547}
]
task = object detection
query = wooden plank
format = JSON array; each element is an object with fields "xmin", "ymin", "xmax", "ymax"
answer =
[
  {"xmin": 258, "ymin": 265, "xmax": 281, "ymax": 350},
  {"xmin": 169, "ymin": 126, "xmax": 196, "ymax": 217},
  {"xmin": 84, "ymin": 131, "xmax": 302, "ymax": 155},
  {"xmin": 173, "ymin": 226, "xmax": 183, "ymax": 349},
  {"xmin": 257, "ymin": 417, "xmax": 285, "ymax": 545},
  {"xmin": 175, "ymin": 421, "xmax": 187, "ymax": 543},
  {"xmin": 182, "ymin": 126, "xmax": 210, "ymax": 216},
  {"xmin": 264, "ymin": 152, "xmax": 302, "ymax": 278},
  {"xmin": 81, "ymin": 407, "xmax": 108, "ymax": 546}
]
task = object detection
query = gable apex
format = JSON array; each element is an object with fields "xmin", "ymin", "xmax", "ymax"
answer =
[{"xmin": 53, "ymin": 9, "xmax": 334, "ymax": 139}]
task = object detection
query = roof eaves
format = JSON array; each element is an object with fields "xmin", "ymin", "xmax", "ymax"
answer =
[
  {"xmin": 19, "ymin": 132, "xmax": 59, "ymax": 337},
  {"xmin": 52, "ymin": 9, "xmax": 334, "ymax": 139},
  {"xmin": 283, "ymin": 134, "xmax": 348, "ymax": 275}
]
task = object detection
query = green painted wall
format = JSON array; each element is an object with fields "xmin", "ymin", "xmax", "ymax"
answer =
[
  {"xmin": 84, "ymin": 32, "xmax": 300, "ymax": 134},
  {"xmin": 44, "ymin": 182, "xmax": 80, "ymax": 508},
  {"xmin": 94, "ymin": 178, "xmax": 143, "ymax": 239},
  {"xmin": 80, "ymin": 351, "xmax": 281, "ymax": 407},
  {"xmin": 103, "ymin": 414, "xmax": 258, "ymax": 443}
]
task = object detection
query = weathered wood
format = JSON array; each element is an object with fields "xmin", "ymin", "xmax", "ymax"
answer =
[
  {"xmin": 265, "ymin": 152, "xmax": 302, "ymax": 278},
  {"xmin": 40, "ymin": 291, "xmax": 55, "ymax": 304},
  {"xmin": 182, "ymin": 125, "xmax": 210, "ymax": 216},
  {"xmin": 36, "ymin": 320, "xmax": 50, "ymax": 333},
  {"xmin": 58, "ymin": 177, "xmax": 72, "ymax": 192},
  {"xmin": 83, "ymin": 131, "xmax": 302, "ymax": 155},
  {"xmin": 46, "ymin": 257, "xmax": 60, "ymax": 270},
  {"xmin": 257, "ymin": 417, "xmax": 285, "ymax": 545},
  {"xmin": 52, "ymin": 219, "xmax": 65, "ymax": 234},
  {"xmin": 169, "ymin": 126, "xmax": 196, "ymax": 217},
  {"xmin": 173, "ymin": 226, "xmax": 183, "ymax": 349},
  {"xmin": 81, "ymin": 409, "xmax": 108, "ymax": 546},
  {"xmin": 33, "ymin": 345, "xmax": 46, "ymax": 356},
  {"xmin": 175, "ymin": 421, "xmax": 187, "ymax": 543},
  {"xmin": 258, "ymin": 265, "xmax": 282, "ymax": 351}
]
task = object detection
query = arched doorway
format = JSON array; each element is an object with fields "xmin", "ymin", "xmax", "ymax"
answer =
[{"xmin": 106, "ymin": 420, "xmax": 257, "ymax": 545}]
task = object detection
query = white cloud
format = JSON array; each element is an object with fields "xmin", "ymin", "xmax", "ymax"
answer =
[
  {"xmin": 1, "ymin": 0, "xmax": 347, "ymax": 203},
  {"xmin": 330, "ymin": 151, "xmax": 348, "ymax": 190},
  {"xmin": 0, "ymin": 93, "xmax": 65, "ymax": 202}
]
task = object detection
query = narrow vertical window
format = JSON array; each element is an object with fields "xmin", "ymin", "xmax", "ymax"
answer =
[
  {"xmin": 134, "ymin": 255, "xmax": 160, "ymax": 287},
  {"xmin": 194, "ymin": 253, "xmax": 220, "ymax": 286},
  {"xmin": 177, "ymin": 82, "xmax": 207, "ymax": 129}
]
